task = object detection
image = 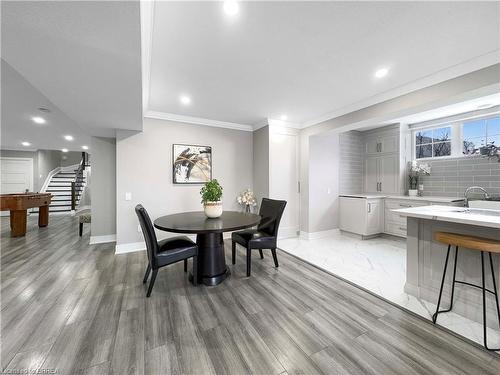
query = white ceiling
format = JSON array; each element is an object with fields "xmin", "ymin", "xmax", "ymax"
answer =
[
  {"xmin": 147, "ymin": 1, "xmax": 500, "ymax": 127},
  {"xmin": 1, "ymin": 0, "xmax": 142, "ymax": 150},
  {"xmin": 1, "ymin": 1, "xmax": 499, "ymax": 151},
  {"xmin": 1, "ymin": 60, "xmax": 91, "ymax": 151}
]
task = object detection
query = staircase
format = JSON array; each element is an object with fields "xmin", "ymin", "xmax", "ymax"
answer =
[{"xmin": 44, "ymin": 171, "xmax": 85, "ymax": 212}]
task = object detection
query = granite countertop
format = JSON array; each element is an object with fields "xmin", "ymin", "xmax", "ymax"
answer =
[
  {"xmin": 339, "ymin": 194, "xmax": 464, "ymax": 203},
  {"xmin": 394, "ymin": 205, "xmax": 500, "ymax": 229}
]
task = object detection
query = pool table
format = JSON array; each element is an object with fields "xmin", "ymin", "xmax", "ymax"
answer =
[{"xmin": 0, "ymin": 193, "xmax": 52, "ymax": 237}]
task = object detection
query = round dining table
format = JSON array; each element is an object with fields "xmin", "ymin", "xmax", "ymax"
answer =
[{"xmin": 154, "ymin": 211, "xmax": 261, "ymax": 286}]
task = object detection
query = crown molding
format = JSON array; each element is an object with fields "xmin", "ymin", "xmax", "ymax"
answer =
[
  {"xmin": 145, "ymin": 110, "xmax": 254, "ymax": 132},
  {"xmin": 301, "ymin": 51, "xmax": 500, "ymax": 129},
  {"xmin": 252, "ymin": 119, "xmax": 269, "ymax": 131}
]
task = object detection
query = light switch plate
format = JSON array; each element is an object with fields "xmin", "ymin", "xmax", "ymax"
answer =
[{"xmin": 125, "ymin": 192, "xmax": 132, "ymax": 201}]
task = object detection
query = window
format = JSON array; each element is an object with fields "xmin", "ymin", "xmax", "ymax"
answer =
[
  {"xmin": 463, "ymin": 116, "xmax": 500, "ymax": 155},
  {"xmin": 415, "ymin": 126, "xmax": 452, "ymax": 159}
]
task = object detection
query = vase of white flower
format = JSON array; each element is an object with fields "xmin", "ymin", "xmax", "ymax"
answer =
[
  {"xmin": 237, "ymin": 189, "xmax": 257, "ymax": 213},
  {"xmin": 408, "ymin": 161, "xmax": 431, "ymax": 196}
]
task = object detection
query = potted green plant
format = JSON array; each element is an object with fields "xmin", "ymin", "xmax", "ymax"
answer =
[{"xmin": 200, "ymin": 179, "xmax": 223, "ymax": 218}]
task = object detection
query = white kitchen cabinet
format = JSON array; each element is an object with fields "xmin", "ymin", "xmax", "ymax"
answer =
[
  {"xmin": 365, "ymin": 154, "xmax": 398, "ymax": 194},
  {"xmin": 384, "ymin": 198, "xmax": 464, "ymax": 238},
  {"xmin": 365, "ymin": 157, "xmax": 379, "ymax": 192},
  {"xmin": 339, "ymin": 196, "xmax": 384, "ymax": 238},
  {"xmin": 365, "ymin": 134, "xmax": 398, "ymax": 155},
  {"xmin": 379, "ymin": 155, "xmax": 398, "ymax": 194}
]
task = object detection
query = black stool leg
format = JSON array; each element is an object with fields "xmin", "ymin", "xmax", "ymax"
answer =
[
  {"xmin": 432, "ymin": 245, "xmax": 452, "ymax": 323},
  {"xmin": 184, "ymin": 259, "xmax": 188, "ymax": 272},
  {"xmin": 482, "ymin": 251, "xmax": 500, "ymax": 351},
  {"xmin": 488, "ymin": 252, "xmax": 500, "ymax": 323},
  {"xmin": 259, "ymin": 249, "xmax": 264, "ymax": 259},
  {"xmin": 79, "ymin": 222, "xmax": 83, "ymax": 236}
]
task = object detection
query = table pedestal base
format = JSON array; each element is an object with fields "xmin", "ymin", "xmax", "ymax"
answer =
[{"xmin": 193, "ymin": 232, "xmax": 230, "ymax": 286}]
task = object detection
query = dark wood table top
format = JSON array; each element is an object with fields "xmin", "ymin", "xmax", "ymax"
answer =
[{"xmin": 153, "ymin": 211, "xmax": 261, "ymax": 234}]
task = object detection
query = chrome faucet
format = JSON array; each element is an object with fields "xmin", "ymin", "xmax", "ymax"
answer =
[{"xmin": 464, "ymin": 186, "xmax": 490, "ymax": 207}]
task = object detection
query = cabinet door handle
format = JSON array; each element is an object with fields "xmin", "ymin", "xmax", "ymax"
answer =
[
  {"xmin": 367, "ymin": 203, "xmax": 371, "ymax": 213},
  {"xmin": 399, "ymin": 227, "xmax": 407, "ymax": 231},
  {"xmin": 379, "ymin": 182, "xmax": 382, "ymax": 192},
  {"xmin": 399, "ymin": 204, "xmax": 411, "ymax": 207}
]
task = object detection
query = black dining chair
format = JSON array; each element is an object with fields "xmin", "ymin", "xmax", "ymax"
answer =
[
  {"xmin": 231, "ymin": 198, "xmax": 287, "ymax": 277},
  {"xmin": 135, "ymin": 204, "xmax": 198, "ymax": 297}
]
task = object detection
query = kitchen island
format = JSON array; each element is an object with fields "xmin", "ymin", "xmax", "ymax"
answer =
[{"xmin": 395, "ymin": 205, "xmax": 500, "ymax": 328}]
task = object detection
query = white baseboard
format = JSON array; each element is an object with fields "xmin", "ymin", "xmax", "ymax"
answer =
[
  {"xmin": 299, "ymin": 228, "xmax": 339, "ymax": 240},
  {"xmin": 89, "ymin": 234, "xmax": 116, "ymax": 245},
  {"xmin": 278, "ymin": 226, "xmax": 299, "ymax": 239},
  {"xmin": 115, "ymin": 241, "xmax": 145, "ymax": 254}
]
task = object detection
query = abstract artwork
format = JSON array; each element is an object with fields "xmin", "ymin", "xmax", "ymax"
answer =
[{"xmin": 172, "ymin": 144, "xmax": 212, "ymax": 184}]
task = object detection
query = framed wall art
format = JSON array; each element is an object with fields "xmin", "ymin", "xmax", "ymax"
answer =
[{"xmin": 172, "ymin": 144, "xmax": 212, "ymax": 184}]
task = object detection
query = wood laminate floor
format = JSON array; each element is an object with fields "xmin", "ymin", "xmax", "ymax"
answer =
[{"xmin": 1, "ymin": 215, "xmax": 499, "ymax": 375}]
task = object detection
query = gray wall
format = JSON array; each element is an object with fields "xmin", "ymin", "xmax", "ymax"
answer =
[
  {"xmin": 116, "ymin": 118, "xmax": 253, "ymax": 246},
  {"xmin": 419, "ymin": 156, "xmax": 500, "ymax": 198},
  {"xmin": 299, "ymin": 63, "xmax": 500, "ymax": 232},
  {"xmin": 339, "ymin": 131, "xmax": 364, "ymax": 194},
  {"xmin": 253, "ymin": 126, "xmax": 269, "ymax": 208},
  {"xmin": 90, "ymin": 137, "xmax": 116, "ymax": 238},
  {"xmin": 0, "ymin": 149, "xmax": 38, "ymax": 190},
  {"xmin": 37, "ymin": 150, "xmax": 60, "ymax": 189},
  {"xmin": 60, "ymin": 151, "xmax": 82, "ymax": 167},
  {"xmin": 308, "ymin": 132, "xmax": 340, "ymax": 232}
]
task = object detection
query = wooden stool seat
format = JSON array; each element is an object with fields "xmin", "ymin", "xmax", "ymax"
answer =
[{"xmin": 434, "ymin": 231, "xmax": 500, "ymax": 254}]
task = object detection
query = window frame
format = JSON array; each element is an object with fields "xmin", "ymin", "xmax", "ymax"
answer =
[
  {"xmin": 412, "ymin": 124, "xmax": 460, "ymax": 161},
  {"xmin": 411, "ymin": 113, "xmax": 500, "ymax": 161}
]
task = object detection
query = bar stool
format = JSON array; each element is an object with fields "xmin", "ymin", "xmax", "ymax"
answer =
[{"xmin": 433, "ymin": 231, "xmax": 500, "ymax": 351}]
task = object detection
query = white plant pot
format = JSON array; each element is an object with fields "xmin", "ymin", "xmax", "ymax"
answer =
[
  {"xmin": 204, "ymin": 201, "xmax": 223, "ymax": 218},
  {"xmin": 408, "ymin": 189, "xmax": 418, "ymax": 197}
]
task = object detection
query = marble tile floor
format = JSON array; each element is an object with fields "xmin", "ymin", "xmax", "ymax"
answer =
[{"xmin": 278, "ymin": 231, "xmax": 500, "ymax": 349}]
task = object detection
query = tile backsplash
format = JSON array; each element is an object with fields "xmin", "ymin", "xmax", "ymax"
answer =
[
  {"xmin": 418, "ymin": 156, "xmax": 500, "ymax": 198},
  {"xmin": 339, "ymin": 131, "xmax": 364, "ymax": 194}
]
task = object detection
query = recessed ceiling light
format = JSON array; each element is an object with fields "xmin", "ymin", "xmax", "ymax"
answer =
[
  {"xmin": 21, "ymin": 141, "xmax": 31, "ymax": 147},
  {"xmin": 280, "ymin": 115, "xmax": 288, "ymax": 121},
  {"xmin": 180, "ymin": 95, "xmax": 191, "ymax": 105},
  {"xmin": 32, "ymin": 116, "xmax": 46, "ymax": 124},
  {"xmin": 82, "ymin": 145, "xmax": 89, "ymax": 150},
  {"xmin": 64, "ymin": 135, "xmax": 74, "ymax": 141},
  {"xmin": 223, "ymin": 1, "xmax": 239, "ymax": 16},
  {"xmin": 61, "ymin": 148, "xmax": 68, "ymax": 153},
  {"xmin": 374, "ymin": 67, "xmax": 389, "ymax": 78}
]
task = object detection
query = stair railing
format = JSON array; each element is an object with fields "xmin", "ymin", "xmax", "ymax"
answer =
[{"xmin": 71, "ymin": 152, "xmax": 87, "ymax": 211}]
